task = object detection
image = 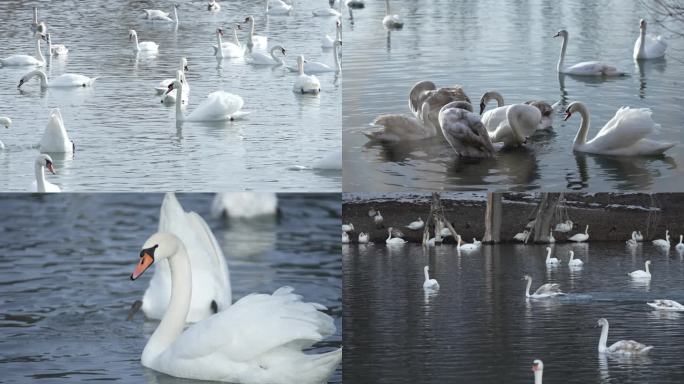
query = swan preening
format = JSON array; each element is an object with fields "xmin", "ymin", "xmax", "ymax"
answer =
[
  {"xmin": 32, "ymin": 154, "xmax": 60, "ymax": 192},
  {"xmin": 545, "ymin": 247, "xmax": 560, "ymax": 265},
  {"xmin": 46, "ymin": 33, "xmax": 68, "ymax": 56},
  {"xmin": 293, "ymin": 56, "xmax": 321, "ymax": 95},
  {"xmin": 523, "ymin": 275, "xmax": 563, "ymax": 299},
  {"xmin": 568, "ymin": 225, "xmax": 589, "ymax": 242},
  {"xmin": 382, "ymin": 0, "xmax": 403, "ymax": 29},
  {"xmin": 423, "ymin": 266, "xmax": 439, "ymax": 291},
  {"xmin": 634, "ymin": 19, "xmax": 667, "ymax": 60},
  {"xmin": 554, "ymin": 29, "xmax": 625, "ymax": 76},
  {"xmin": 385, "ymin": 227, "xmax": 406, "ymax": 245},
  {"xmin": 0, "ymin": 117, "xmax": 11, "ymax": 150},
  {"xmin": 628, "ymin": 260, "xmax": 651, "ymax": 279},
  {"xmin": 131, "ymin": 232, "xmax": 341, "ymax": 383},
  {"xmin": 18, "ymin": 69, "xmax": 96, "ymax": 89},
  {"xmin": 40, "ymin": 109, "xmax": 74, "ymax": 153},
  {"xmin": 129, "ymin": 30, "xmax": 159, "ymax": 53},
  {"xmin": 140, "ymin": 193, "xmax": 231, "ymax": 322},
  {"xmin": 647, "ymin": 299, "xmax": 684, "ymax": 311},
  {"xmin": 563, "ymin": 102, "xmax": 674, "ymax": 156},
  {"xmin": 266, "ymin": 0, "xmax": 293, "ymax": 15},
  {"xmin": 532, "ymin": 360, "xmax": 544, "ymax": 384},
  {"xmin": 596, "ymin": 318, "xmax": 653, "ymax": 355},
  {"xmin": 1, "ymin": 33, "xmax": 45, "ymax": 67},
  {"xmin": 247, "ymin": 46, "xmax": 287, "ymax": 66},
  {"xmin": 652, "ymin": 230, "xmax": 670, "ymax": 248},
  {"xmin": 166, "ymin": 70, "xmax": 247, "ymax": 122}
]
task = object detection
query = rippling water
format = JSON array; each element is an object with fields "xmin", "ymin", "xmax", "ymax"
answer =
[
  {"xmin": 0, "ymin": 0, "xmax": 341, "ymax": 191},
  {"xmin": 343, "ymin": 242, "xmax": 684, "ymax": 383},
  {"xmin": 343, "ymin": 0, "xmax": 683, "ymax": 192},
  {"xmin": 0, "ymin": 193, "xmax": 341, "ymax": 383}
]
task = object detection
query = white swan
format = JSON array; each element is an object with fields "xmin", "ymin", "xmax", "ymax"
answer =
[
  {"xmin": 513, "ymin": 230, "xmax": 530, "ymax": 242},
  {"xmin": 523, "ymin": 274, "xmax": 563, "ymax": 299},
  {"xmin": 342, "ymin": 223, "xmax": 354, "ymax": 232},
  {"xmin": 214, "ymin": 26, "xmax": 245, "ymax": 58},
  {"xmin": 322, "ymin": 20, "xmax": 342, "ymax": 48},
  {"xmin": 545, "ymin": 247, "xmax": 560, "ymax": 265},
  {"xmin": 652, "ymin": 230, "xmax": 670, "ymax": 248},
  {"xmin": 647, "ymin": 299, "xmax": 684, "ymax": 311},
  {"xmin": 143, "ymin": 4, "xmax": 178, "ymax": 23},
  {"xmin": 342, "ymin": 231, "xmax": 350, "ymax": 244},
  {"xmin": 554, "ymin": 220, "xmax": 573, "ymax": 233},
  {"xmin": 0, "ymin": 33, "xmax": 45, "ymax": 67},
  {"xmin": 568, "ymin": 250, "xmax": 583, "ymax": 267},
  {"xmin": 155, "ymin": 58, "xmax": 189, "ymax": 95},
  {"xmin": 46, "ymin": 33, "xmax": 68, "ymax": 56},
  {"xmin": 597, "ymin": 318, "xmax": 653, "ymax": 355},
  {"xmin": 564, "ymin": 102, "xmax": 674, "ymax": 156},
  {"xmin": 18, "ymin": 69, "xmax": 96, "ymax": 89},
  {"xmin": 456, "ymin": 235, "xmax": 478, "ymax": 252},
  {"xmin": 438, "ymin": 102, "xmax": 496, "ymax": 158},
  {"xmin": 409, "ymin": 81, "xmax": 472, "ymax": 133},
  {"xmin": 32, "ymin": 154, "xmax": 60, "ymax": 192},
  {"xmin": 568, "ymin": 225, "xmax": 589, "ymax": 242},
  {"xmin": 364, "ymin": 113, "xmax": 432, "ymax": 143},
  {"xmin": 312, "ymin": 151, "xmax": 341, "ymax": 170},
  {"xmin": 634, "ymin": 19, "xmax": 667, "ymax": 60},
  {"xmin": 479, "ymin": 92, "xmax": 548, "ymax": 146},
  {"xmin": 422, "ymin": 266, "xmax": 439, "ymax": 290},
  {"xmin": 480, "ymin": 91, "xmax": 556, "ymax": 131},
  {"xmin": 406, "ymin": 217, "xmax": 423, "ymax": 230},
  {"xmin": 39, "ymin": 109, "xmax": 73, "ymax": 153},
  {"xmin": 626, "ymin": 231, "xmax": 638, "ymax": 247},
  {"xmin": 242, "ymin": 16, "xmax": 268, "ymax": 53},
  {"xmin": 293, "ymin": 56, "xmax": 321, "ymax": 95},
  {"xmin": 30, "ymin": 6, "xmax": 46, "ymax": 34},
  {"xmin": 634, "ymin": 231, "xmax": 644, "ymax": 242},
  {"xmin": 0, "ymin": 117, "xmax": 11, "ymax": 150},
  {"xmin": 386, "ymin": 227, "xmax": 406, "ymax": 245},
  {"xmin": 288, "ymin": 40, "xmax": 341, "ymax": 73},
  {"xmin": 313, "ymin": 0, "xmax": 341, "ymax": 17},
  {"xmin": 374, "ymin": 211, "xmax": 383, "ymax": 226},
  {"xmin": 532, "ymin": 359, "xmax": 544, "ymax": 384},
  {"xmin": 553, "ymin": 30, "xmax": 625, "ymax": 76},
  {"xmin": 161, "ymin": 58, "xmax": 189, "ymax": 105},
  {"xmin": 166, "ymin": 70, "xmax": 246, "ymax": 122},
  {"xmin": 266, "ymin": 0, "xmax": 292, "ymax": 15},
  {"xmin": 210, "ymin": 193, "xmax": 277, "ymax": 218},
  {"xmin": 141, "ymin": 193, "xmax": 231, "ymax": 322},
  {"xmin": 247, "ymin": 45, "xmax": 286, "ymax": 66},
  {"xmin": 382, "ymin": 0, "xmax": 403, "ymax": 29},
  {"xmin": 676, "ymin": 235, "xmax": 684, "ymax": 251},
  {"xmin": 472, "ymin": 238, "xmax": 482, "ymax": 247},
  {"xmin": 358, "ymin": 232, "xmax": 369, "ymax": 244},
  {"xmin": 548, "ymin": 231, "xmax": 555, "ymax": 244},
  {"xmin": 130, "ymin": 232, "xmax": 341, "ymax": 383},
  {"xmin": 628, "ymin": 260, "xmax": 651, "ymax": 279},
  {"xmin": 129, "ymin": 30, "xmax": 159, "ymax": 52},
  {"xmin": 207, "ymin": 0, "xmax": 221, "ymax": 12}
]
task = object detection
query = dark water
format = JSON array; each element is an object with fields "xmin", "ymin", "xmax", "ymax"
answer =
[
  {"xmin": 0, "ymin": 193, "xmax": 341, "ymax": 383},
  {"xmin": 0, "ymin": 0, "xmax": 341, "ymax": 191},
  {"xmin": 343, "ymin": 0, "xmax": 684, "ymax": 192},
  {"xmin": 343, "ymin": 242, "xmax": 684, "ymax": 383}
]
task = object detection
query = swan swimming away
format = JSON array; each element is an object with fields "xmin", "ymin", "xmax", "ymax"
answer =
[
  {"xmin": 0, "ymin": 117, "xmax": 11, "ymax": 150},
  {"xmin": 39, "ymin": 109, "xmax": 74, "ymax": 153},
  {"xmin": 160, "ymin": 58, "xmax": 189, "ymax": 105},
  {"xmin": 32, "ymin": 154, "xmax": 60, "ymax": 192},
  {"xmin": 532, "ymin": 359, "xmax": 544, "ymax": 384},
  {"xmin": 342, "ymin": 231, "xmax": 350, "ymax": 244},
  {"xmin": 214, "ymin": 27, "xmax": 245, "ymax": 58},
  {"xmin": 545, "ymin": 247, "xmax": 560, "ymax": 265},
  {"xmin": 46, "ymin": 33, "xmax": 68, "ymax": 56},
  {"xmin": 628, "ymin": 260, "xmax": 651, "ymax": 279},
  {"xmin": 406, "ymin": 217, "xmax": 424, "ymax": 230},
  {"xmin": 438, "ymin": 101, "xmax": 496, "ymax": 158},
  {"xmin": 130, "ymin": 232, "xmax": 342, "ymax": 383},
  {"xmin": 568, "ymin": 250, "xmax": 583, "ymax": 267},
  {"xmin": 293, "ymin": 56, "xmax": 321, "ymax": 95},
  {"xmin": 596, "ymin": 318, "xmax": 653, "ymax": 355},
  {"xmin": 563, "ymin": 102, "xmax": 675, "ymax": 156},
  {"xmin": 288, "ymin": 40, "xmax": 341, "ymax": 73},
  {"xmin": 322, "ymin": 20, "xmax": 342, "ymax": 48},
  {"xmin": 129, "ymin": 30, "xmax": 159, "ymax": 52},
  {"xmin": 422, "ymin": 266, "xmax": 439, "ymax": 291},
  {"xmin": 523, "ymin": 274, "xmax": 563, "ymax": 299},
  {"xmin": 634, "ymin": 19, "xmax": 667, "ymax": 60},
  {"xmin": 358, "ymin": 232, "xmax": 369, "ymax": 244},
  {"xmin": 247, "ymin": 46, "xmax": 286, "ymax": 66},
  {"xmin": 166, "ymin": 70, "xmax": 247, "ymax": 122},
  {"xmin": 18, "ymin": 69, "xmax": 96, "ymax": 88},
  {"xmin": 242, "ymin": 16, "xmax": 268, "ymax": 53},
  {"xmin": 1, "ymin": 33, "xmax": 46, "ymax": 67},
  {"xmin": 386, "ymin": 227, "xmax": 406, "ymax": 245},
  {"xmin": 210, "ymin": 193, "xmax": 277, "ymax": 219},
  {"xmin": 554, "ymin": 29, "xmax": 625, "ymax": 76},
  {"xmin": 382, "ymin": 0, "xmax": 403, "ymax": 29},
  {"xmin": 652, "ymin": 230, "xmax": 670, "ymax": 248},
  {"xmin": 568, "ymin": 225, "xmax": 589, "ymax": 242},
  {"xmin": 342, "ymin": 223, "xmax": 354, "ymax": 233},
  {"xmin": 266, "ymin": 0, "xmax": 292, "ymax": 15},
  {"xmin": 140, "ymin": 193, "xmax": 231, "ymax": 322},
  {"xmin": 207, "ymin": 0, "xmax": 221, "ymax": 12},
  {"xmin": 647, "ymin": 299, "xmax": 684, "ymax": 311}
]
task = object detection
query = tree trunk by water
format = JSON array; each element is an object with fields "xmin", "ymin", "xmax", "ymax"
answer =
[
  {"xmin": 422, "ymin": 193, "xmax": 459, "ymax": 245},
  {"xmin": 483, "ymin": 193, "xmax": 502, "ymax": 243},
  {"xmin": 532, "ymin": 193, "xmax": 561, "ymax": 243}
]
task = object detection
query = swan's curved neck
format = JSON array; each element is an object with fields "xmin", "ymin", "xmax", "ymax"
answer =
[
  {"xmin": 572, "ymin": 103, "xmax": 590, "ymax": 150},
  {"xmin": 598, "ymin": 322, "xmax": 609, "ymax": 352},
  {"xmin": 333, "ymin": 43, "xmax": 341, "ymax": 72},
  {"xmin": 132, "ymin": 34, "xmax": 140, "ymax": 51},
  {"xmin": 174, "ymin": 79, "xmax": 185, "ymax": 121},
  {"xmin": 35, "ymin": 37, "xmax": 45, "ymax": 63},
  {"xmin": 585, "ymin": 225, "xmax": 589, "ymax": 234},
  {"xmin": 216, "ymin": 32, "xmax": 223, "ymax": 58},
  {"xmin": 525, "ymin": 278, "xmax": 532, "ymax": 298},
  {"xmin": 270, "ymin": 47, "xmax": 283, "ymax": 64},
  {"xmin": 35, "ymin": 162, "xmax": 47, "ymax": 192},
  {"xmin": 385, "ymin": 0, "xmax": 391, "ymax": 15},
  {"xmin": 534, "ymin": 369, "xmax": 543, "ymax": 384},
  {"xmin": 423, "ymin": 267, "xmax": 429, "ymax": 282},
  {"xmin": 645, "ymin": 262, "xmax": 650, "ymax": 274},
  {"xmin": 637, "ymin": 26, "xmax": 646, "ymax": 58},
  {"xmin": 545, "ymin": 248, "xmax": 552, "ymax": 261},
  {"xmin": 142, "ymin": 242, "xmax": 192, "ymax": 365},
  {"xmin": 487, "ymin": 92, "xmax": 504, "ymax": 108},
  {"xmin": 233, "ymin": 27, "xmax": 241, "ymax": 46},
  {"xmin": 30, "ymin": 70, "xmax": 48, "ymax": 88},
  {"xmin": 557, "ymin": 34, "xmax": 568, "ymax": 73}
]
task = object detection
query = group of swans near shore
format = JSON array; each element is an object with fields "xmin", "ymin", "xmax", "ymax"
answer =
[{"xmin": 128, "ymin": 193, "xmax": 341, "ymax": 383}]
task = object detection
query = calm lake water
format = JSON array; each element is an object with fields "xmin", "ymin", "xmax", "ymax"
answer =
[
  {"xmin": 343, "ymin": 0, "xmax": 684, "ymax": 192},
  {"xmin": 343, "ymin": 243, "xmax": 684, "ymax": 383},
  {"xmin": 0, "ymin": 0, "xmax": 341, "ymax": 192},
  {"xmin": 0, "ymin": 193, "xmax": 342, "ymax": 383}
]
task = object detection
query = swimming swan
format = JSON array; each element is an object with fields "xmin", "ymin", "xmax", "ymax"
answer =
[
  {"xmin": 634, "ymin": 19, "xmax": 667, "ymax": 60},
  {"xmin": 247, "ymin": 46, "xmax": 286, "ymax": 66},
  {"xmin": 293, "ymin": 56, "xmax": 321, "ymax": 95},
  {"xmin": 129, "ymin": 30, "xmax": 159, "ymax": 52},
  {"xmin": 214, "ymin": 27, "xmax": 245, "ymax": 58},
  {"xmin": 523, "ymin": 274, "xmax": 563, "ymax": 299},
  {"xmin": 423, "ymin": 266, "xmax": 439, "ymax": 290},
  {"xmin": 382, "ymin": 0, "xmax": 403, "ymax": 28},
  {"xmin": 18, "ymin": 69, "xmax": 96, "ymax": 89},
  {"xmin": 568, "ymin": 225, "xmax": 589, "ymax": 242},
  {"xmin": 568, "ymin": 250, "xmax": 583, "ymax": 266},
  {"xmin": 166, "ymin": 70, "xmax": 247, "ymax": 122},
  {"xmin": 596, "ymin": 318, "xmax": 653, "ymax": 355},
  {"xmin": 647, "ymin": 299, "xmax": 684, "ymax": 311},
  {"xmin": 553, "ymin": 29, "xmax": 625, "ymax": 76},
  {"xmin": 628, "ymin": 260, "xmax": 651, "ymax": 279},
  {"xmin": 46, "ymin": 33, "xmax": 68, "ymax": 56},
  {"xmin": 0, "ymin": 33, "xmax": 45, "ymax": 66},
  {"xmin": 545, "ymin": 247, "xmax": 560, "ymax": 265},
  {"xmin": 32, "ymin": 154, "xmax": 60, "ymax": 192}
]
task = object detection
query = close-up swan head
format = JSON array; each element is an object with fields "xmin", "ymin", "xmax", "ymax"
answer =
[
  {"xmin": 35, "ymin": 153, "xmax": 56, "ymax": 174},
  {"xmin": 131, "ymin": 233, "xmax": 180, "ymax": 280},
  {"xmin": 165, "ymin": 70, "xmax": 185, "ymax": 94},
  {"xmin": 553, "ymin": 29, "xmax": 568, "ymax": 39},
  {"xmin": 523, "ymin": 274, "xmax": 532, "ymax": 281},
  {"xmin": 563, "ymin": 101, "xmax": 583, "ymax": 121},
  {"xmin": 596, "ymin": 317, "xmax": 608, "ymax": 327},
  {"xmin": 532, "ymin": 359, "xmax": 543, "ymax": 372},
  {"xmin": 128, "ymin": 29, "xmax": 137, "ymax": 41},
  {"xmin": 639, "ymin": 19, "xmax": 646, "ymax": 30},
  {"xmin": 181, "ymin": 57, "xmax": 188, "ymax": 72}
]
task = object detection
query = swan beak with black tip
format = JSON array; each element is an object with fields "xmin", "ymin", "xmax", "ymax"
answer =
[
  {"xmin": 281, "ymin": 48, "xmax": 286, "ymax": 55},
  {"xmin": 131, "ymin": 245, "xmax": 157, "ymax": 280},
  {"xmin": 244, "ymin": 16, "xmax": 250, "ymax": 23},
  {"xmin": 166, "ymin": 83, "xmax": 175, "ymax": 94},
  {"xmin": 553, "ymin": 32, "xmax": 560, "ymax": 38},
  {"xmin": 563, "ymin": 109, "xmax": 572, "ymax": 121},
  {"xmin": 17, "ymin": 79, "xmax": 25, "ymax": 88},
  {"xmin": 236, "ymin": 24, "xmax": 242, "ymax": 31},
  {"xmin": 479, "ymin": 102, "xmax": 486, "ymax": 115},
  {"xmin": 217, "ymin": 28, "xmax": 224, "ymax": 36}
]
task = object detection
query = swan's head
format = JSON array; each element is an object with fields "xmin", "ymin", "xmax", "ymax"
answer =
[
  {"xmin": 217, "ymin": 27, "xmax": 224, "ymax": 36},
  {"xmin": 524, "ymin": 100, "xmax": 554, "ymax": 129},
  {"xmin": 424, "ymin": 265, "xmax": 429, "ymax": 272},
  {"xmin": 36, "ymin": 22, "xmax": 47, "ymax": 35},
  {"xmin": 128, "ymin": 30, "xmax": 137, "ymax": 41},
  {"xmin": 640, "ymin": 19, "xmax": 646, "ymax": 30},
  {"xmin": 563, "ymin": 101, "xmax": 584, "ymax": 121},
  {"xmin": 553, "ymin": 29, "xmax": 568, "ymax": 39},
  {"xmin": 166, "ymin": 70, "xmax": 185, "ymax": 94},
  {"xmin": 546, "ymin": 246, "xmax": 552, "ymax": 252},
  {"xmin": 523, "ymin": 274, "xmax": 532, "ymax": 281},
  {"xmin": 297, "ymin": 55, "xmax": 306, "ymax": 65},
  {"xmin": 244, "ymin": 15, "xmax": 254, "ymax": 23},
  {"xmin": 335, "ymin": 40, "xmax": 343, "ymax": 48},
  {"xmin": 235, "ymin": 24, "xmax": 242, "ymax": 31},
  {"xmin": 273, "ymin": 45, "xmax": 286, "ymax": 55},
  {"xmin": 131, "ymin": 233, "xmax": 181, "ymax": 280},
  {"xmin": 596, "ymin": 318, "xmax": 608, "ymax": 327},
  {"xmin": 387, "ymin": 227, "xmax": 394, "ymax": 234},
  {"xmin": 645, "ymin": 260, "xmax": 651, "ymax": 266},
  {"xmin": 569, "ymin": 250, "xmax": 574, "ymax": 258},
  {"xmin": 35, "ymin": 154, "xmax": 56, "ymax": 174},
  {"xmin": 478, "ymin": 91, "xmax": 503, "ymax": 114},
  {"xmin": 532, "ymin": 359, "xmax": 543, "ymax": 373},
  {"xmin": 0, "ymin": 117, "xmax": 11, "ymax": 129},
  {"xmin": 181, "ymin": 57, "xmax": 188, "ymax": 72}
]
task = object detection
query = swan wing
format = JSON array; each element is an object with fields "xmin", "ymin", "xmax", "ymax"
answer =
[
  {"xmin": 608, "ymin": 340, "xmax": 653, "ymax": 354},
  {"xmin": 438, "ymin": 107, "xmax": 495, "ymax": 158},
  {"xmin": 51, "ymin": 74, "xmax": 94, "ymax": 87},
  {"xmin": 304, "ymin": 62, "xmax": 334, "ymax": 73},
  {"xmin": 587, "ymin": 107, "xmax": 656, "ymax": 150},
  {"xmin": 0, "ymin": 55, "xmax": 42, "ymax": 66},
  {"xmin": 247, "ymin": 51, "xmax": 272, "ymax": 64},
  {"xmin": 187, "ymin": 91, "xmax": 244, "ymax": 121},
  {"xmin": 644, "ymin": 34, "xmax": 667, "ymax": 58},
  {"xmin": 366, "ymin": 114, "xmax": 434, "ymax": 142},
  {"xmin": 408, "ymin": 80, "xmax": 436, "ymax": 118},
  {"xmin": 423, "ymin": 86, "xmax": 471, "ymax": 128},
  {"xmin": 482, "ymin": 106, "xmax": 509, "ymax": 133},
  {"xmin": 534, "ymin": 283, "xmax": 562, "ymax": 296},
  {"xmin": 565, "ymin": 61, "xmax": 624, "ymax": 76}
]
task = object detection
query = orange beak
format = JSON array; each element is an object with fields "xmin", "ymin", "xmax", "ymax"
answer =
[
  {"xmin": 46, "ymin": 162, "xmax": 56, "ymax": 174},
  {"xmin": 131, "ymin": 251, "xmax": 154, "ymax": 280},
  {"xmin": 563, "ymin": 111, "xmax": 572, "ymax": 121}
]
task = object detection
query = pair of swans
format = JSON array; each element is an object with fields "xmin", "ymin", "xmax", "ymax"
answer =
[
  {"xmin": 166, "ymin": 70, "xmax": 247, "ymax": 122},
  {"xmin": 18, "ymin": 69, "xmax": 96, "ymax": 89},
  {"xmin": 652, "ymin": 230, "xmax": 670, "ymax": 248},
  {"xmin": 40, "ymin": 109, "xmax": 74, "ymax": 153},
  {"xmin": 214, "ymin": 26, "xmax": 245, "ymax": 58},
  {"xmin": 597, "ymin": 318, "xmax": 653, "ymax": 355},
  {"xmin": 422, "ymin": 266, "xmax": 439, "ymax": 291},
  {"xmin": 242, "ymin": 16, "xmax": 268, "ymax": 53},
  {"xmin": 266, "ymin": 0, "xmax": 292, "ymax": 15},
  {"xmin": 131, "ymin": 211, "xmax": 341, "ymax": 382},
  {"xmin": 382, "ymin": 0, "xmax": 403, "ymax": 29},
  {"xmin": 46, "ymin": 33, "xmax": 68, "ymax": 56},
  {"xmin": 129, "ymin": 30, "xmax": 159, "ymax": 53},
  {"xmin": 1, "ymin": 32, "xmax": 46, "ymax": 67},
  {"xmin": 563, "ymin": 102, "xmax": 674, "ymax": 156},
  {"xmin": 293, "ymin": 56, "xmax": 321, "ymax": 94},
  {"xmin": 523, "ymin": 274, "xmax": 563, "ymax": 299},
  {"xmin": 568, "ymin": 225, "xmax": 589, "ymax": 242},
  {"xmin": 385, "ymin": 227, "xmax": 406, "ymax": 245},
  {"xmin": 0, "ymin": 117, "xmax": 11, "ymax": 150},
  {"xmin": 406, "ymin": 217, "xmax": 423, "ymax": 230},
  {"xmin": 157, "ymin": 57, "xmax": 189, "ymax": 105},
  {"xmin": 634, "ymin": 19, "xmax": 667, "ymax": 60},
  {"xmin": 247, "ymin": 46, "xmax": 287, "ymax": 66},
  {"xmin": 287, "ymin": 40, "xmax": 342, "ymax": 73},
  {"xmin": 322, "ymin": 20, "xmax": 342, "ymax": 48},
  {"xmin": 143, "ymin": 5, "xmax": 178, "ymax": 23},
  {"xmin": 32, "ymin": 154, "xmax": 60, "ymax": 192},
  {"xmin": 628, "ymin": 260, "xmax": 651, "ymax": 279},
  {"xmin": 358, "ymin": 232, "xmax": 369, "ymax": 244},
  {"xmin": 210, "ymin": 192, "xmax": 278, "ymax": 219},
  {"xmin": 554, "ymin": 29, "xmax": 625, "ymax": 76}
]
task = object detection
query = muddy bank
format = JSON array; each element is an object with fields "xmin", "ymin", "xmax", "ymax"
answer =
[{"xmin": 342, "ymin": 193, "xmax": 684, "ymax": 244}]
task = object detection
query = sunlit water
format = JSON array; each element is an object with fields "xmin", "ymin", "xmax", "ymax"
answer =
[
  {"xmin": 343, "ymin": 242, "xmax": 684, "ymax": 383},
  {"xmin": 0, "ymin": 0, "xmax": 341, "ymax": 192},
  {"xmin": 343, "ymin": 0, "xmax": 683, "ymax": 192},
  {"xmin": 0, "ymin": 193, "xmax": 341, "ymax": 383}
]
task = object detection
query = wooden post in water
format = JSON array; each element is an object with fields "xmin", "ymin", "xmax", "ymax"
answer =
[
  {"xmin": 532, "ymin": 193, "xmax": 562, "ymax": 243},
  {"xmin": 483, "ymin": 192, "xmax": 502, "ymax": 243}
]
